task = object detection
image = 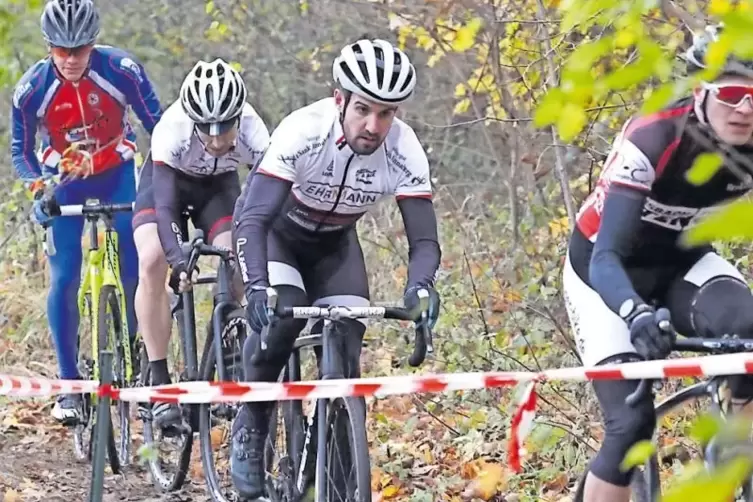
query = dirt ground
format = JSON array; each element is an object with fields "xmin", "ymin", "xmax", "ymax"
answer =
[{"xmin": 0, "ymin": 400, "xmax": 212, "ymax": 502}]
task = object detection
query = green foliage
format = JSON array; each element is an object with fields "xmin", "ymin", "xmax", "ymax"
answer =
[
  {"xmin": 686, "ymin": 152, "xmax": 724, "ymax": 185},
  {"xmin": 620, "ymin": 440, "xmax": 656, "ymax": 472}
]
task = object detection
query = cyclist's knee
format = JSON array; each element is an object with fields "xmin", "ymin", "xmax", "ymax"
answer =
[
  {"xmin": 689, "ymin": 276, "xmax": 753, "ymax": 338},
  {"xmin": 590, "ymin": 355, "xmax": 656, "ymax": 487},
  {"xmin": 135, "ymin": 226, "xmax": 168, "ymax": 284},
  {"xmin": 49, "ymin": 250, "xmax": 83, "ymax": 289}
]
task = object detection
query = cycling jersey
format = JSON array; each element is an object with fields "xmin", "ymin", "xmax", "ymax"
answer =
[
  {"xmin": 251, "ymin": 97, "xmax": 432, "ymax": 233},
  {"xmin": 570, "ymin": 97, "xmax": 753, "ymax": 314},
  {"xmin": 233, "ymin": 97, "xmax": 440, "ymax": 292},
  {"xmin": 563, "ymin": 96, "xmax": 753, "ymax": 488},
  {"xmin": 150, "ymin": 100, "xmax": 268, "ymax": 177},
  {"xmin": 11, "ymin": 45, "xmax": 162, "ymax": 180},
  {"xmin": 134, "ymin": 99, "xmax": 270, "ymax": 268}
]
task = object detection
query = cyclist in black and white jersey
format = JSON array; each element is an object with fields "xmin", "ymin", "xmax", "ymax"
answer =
[
  {"xmin": 563, "ymin": 25, "xmax": 753, "ymax": 501},
  {"xmin": 230, "ymin": 39, "xmax": 442, "ymax": 499},
  {"xmin": 132, "ymin": 58, "xmax": 269, "ymax": 430}
]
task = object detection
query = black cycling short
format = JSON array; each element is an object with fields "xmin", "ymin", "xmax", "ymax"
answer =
[
  {"xmin": 266, "ymin": 225, "xmax": 370, "ymax": 303},
  {"xmin": 132, "ymin": 153, "xmax": 240, "ymax": 242}
]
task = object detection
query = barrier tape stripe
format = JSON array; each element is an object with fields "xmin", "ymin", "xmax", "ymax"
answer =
[
  {"xmin": 0, "ymin": 375, "xmax": 97, "ymax": 397},
  {"xmin": 2, "ymin": 352, "xmax": 753, "ymax": 402},
  {"xmin": 110, "ymin": 371, "xmax": 533, "ymax": 404}
]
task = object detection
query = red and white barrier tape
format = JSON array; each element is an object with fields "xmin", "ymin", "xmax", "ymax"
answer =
[
  {"xmin": 4, "ymin": 352, "xmax": 753, "ymax": 472},
  {"xmin": 0, "ymin": 375, "xmax": 97, "ymax": 397}
]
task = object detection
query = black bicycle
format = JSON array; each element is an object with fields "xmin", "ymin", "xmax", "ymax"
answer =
[
  {"xmin": 574, "ymin": 308, "xmax": 753, "ymax": 502},
  {"xmin": 139, "ymin": 225, "xmax": 250, "ymax": 502},
  {"xmin": 259, "ymin": 287, "xmax": 434, "ymax": 502}
]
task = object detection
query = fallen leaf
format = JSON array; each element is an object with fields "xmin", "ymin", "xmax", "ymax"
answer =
[
  {"xmin": 382, "ymin": 484, "xmax": 400, "ymax": 499},
  {"xmin": 544, "ymin": 471, "xmax": 568, "ymax": 493},
  {"xmin": 4, "ymin": 488, "xmax": 21, "ymax": 502},
  {"xmin": 462, "ymin": 462, "xmax": 505, "ymax": 500},
  {"xmin": 210, "ymin": 428, "xmax": 225, "ymax": 449}
]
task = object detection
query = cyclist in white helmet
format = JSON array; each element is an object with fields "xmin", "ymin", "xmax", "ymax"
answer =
[
  {"xmin": 230, "ymin": 38, "xmax": 442, "ymax": 500},
  {"xmin": 132, "ymin": 58, "xmax": 270, "ymax": 431}
]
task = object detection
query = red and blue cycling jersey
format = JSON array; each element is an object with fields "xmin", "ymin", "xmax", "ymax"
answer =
[{"xmin": 11, "ymin": 45, "xmax": 162, "ymax": 182}]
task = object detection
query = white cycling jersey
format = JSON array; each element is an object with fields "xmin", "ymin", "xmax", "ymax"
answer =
[
  {"xmin": 151, "ymin": 100, "xmax": 269, "ymax": 176},
  {"xmin": 256, "ymin": 97, "xmax": 432, "ymax": 232}
]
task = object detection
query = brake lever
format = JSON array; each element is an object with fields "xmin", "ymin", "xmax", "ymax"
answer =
[
  {"xmin": 260, "ymin": 287, "xmax": 279, "ymax": 351},
  {"xmin": 416, "ymin": 288, "xmax": 434, "ymax": 355}
]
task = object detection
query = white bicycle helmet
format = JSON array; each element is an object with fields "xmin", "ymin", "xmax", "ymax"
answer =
[
  {"xmin": 41, "ymin": 0, "xmax": 100, "ymax": 48},
  {"xmin": 684, "ymin": 23, "xmax": 753, "ymax": 76},
  {"xmin": 180, "ymin": 58, "xmax": 247, "ymax": 133},
  {"xmin": 332, "ymin": 39, "xmax": 417, "ymax": 105}
]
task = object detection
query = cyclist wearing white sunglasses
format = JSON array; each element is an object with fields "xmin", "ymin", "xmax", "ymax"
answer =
[{"xmin": 562, "ymin": 23, "xmax": 753, "ymax": 502}]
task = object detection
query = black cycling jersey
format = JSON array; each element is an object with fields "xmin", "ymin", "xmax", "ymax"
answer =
[{"xmin": 570, "ymin": 97, "xmax": 753, "ymax": 313}]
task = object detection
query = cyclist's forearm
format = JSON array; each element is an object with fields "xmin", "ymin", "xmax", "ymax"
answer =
[
  {"xmin": 589, "ymin": 186, "xmax": 646, "ymax": 313},
  {"xmin": 398, "ymin": 197, "xmax": 441, "ymax": 288},
  {"xmin": 152, "ymin": 162, "xmax": 183, "ymax": 267},
  {"xmin": 235, "ymin": 172, "xmax": 291, "ymax": 288},
  {"xmin": 11, "ymin": 107, "xmax": 42, "ymax": 183}
]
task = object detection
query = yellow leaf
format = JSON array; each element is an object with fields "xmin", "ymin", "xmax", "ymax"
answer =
[
  {"xmin": 615, "ymin": 29, "xmax": 636, "ymax": 48},
  {"xmin": 427, "ymin": 52, "xmax": 443, "ymax": 67},
  {"xmin": 686, "ymin": 152, "xmax": 723, "ymax": 185},
  {"xmin": 620, "ymin": 440, "xmax": 656, "ymax": 471},
  {"xmin": 382, "ymin": 484, "xmax": 400, "ymax": 498},
  {"xmin": 454, "ymin": 83, "xmax": 466, "ymax": 97},
  {"xmin": 453, "ymin": 98, "xmax": 471, "ymax": 115},
  {"xmin": 709, "ymin": 0, "xmax": 732, "ymax": 15},
  {"xmin": 705, "ymin": 34, "xmax": 732, "ymax": 72},
  {"xmin": 681, "ymin": 199, "xmax": 753, "ymax": 247},
  {"xmin": 452, "ymin": 17, "xmax": 483, "ymax": 52},
  {"xmin": 556, "ymin": 103, "xmax": 587, "ymax": 141},
  {"xmin": 464, "ymin": 462, "xmax": 505, "ymax": 500},
  {"xmin": 4, "ymin": 489, "xmax": 21, "ymax": 502}
]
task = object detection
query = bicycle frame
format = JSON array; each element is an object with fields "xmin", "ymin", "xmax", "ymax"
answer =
[
  {"xmin": 260, "ymin": 294, "xmax": 432, "ymax": 499},
  {"xmin": 78, "ymin": 204, "xmax": 133, "ymax": 383}
]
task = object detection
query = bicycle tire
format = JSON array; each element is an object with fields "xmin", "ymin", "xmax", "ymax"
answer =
[
  {"xmin": 140, "ymin": 305, "xmax": 193, "ymax": 491},
  {"xmin": 96, "ymin": 284, "xmax": 123, "ymax": 474},
  {"xmin": 199, "ymin": 308, "xmax": 250, "ymax": 502},
  {"xmin": 266, "ymin": 365, "xmax": 306, "ymax": 501},
  {"xmin": 103, "ymin": 284, "xmax": 133, "ymax": 467},
  {"xmin": 318, "ymin": 396, "xmax": 371, "ymax": 502},
  {"xmin": 73, "ymin": 293, "xmax": 94, "ymax": 463}
]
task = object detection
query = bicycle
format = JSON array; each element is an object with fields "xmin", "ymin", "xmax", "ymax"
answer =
[
  {"xmin": 260, "ymin": 287, "xmax": 434, "ymax": 502},
  {"xmin": 40, "ymin": 195, "xmax": 137, "ymax": 474},
  {"xmin": 573, "ymin": 308, "xmax": 753, "ymax": 502},
  {"xmin": 139, "ymin": 227, "xmax": 250, "ymax": 502}
]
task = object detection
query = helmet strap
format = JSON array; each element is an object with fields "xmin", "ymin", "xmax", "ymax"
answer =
[
  {"xmin": 337, "ymin": 88, "xmax": 352, "ymax": 125},
  {"xmin": 694, "ymin": 88, "xmax": 710, "ymax": 126}
]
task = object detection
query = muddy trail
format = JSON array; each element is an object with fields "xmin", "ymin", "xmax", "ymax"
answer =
[{"xmin": 0, "ymin": 400, "xmax": 211, "ymax": 502}]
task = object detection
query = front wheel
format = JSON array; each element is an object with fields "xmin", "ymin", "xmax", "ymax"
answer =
[
  {"xmin": 199, "ymin": 309, "xmax": 249, "ymax": 502},
  {"xmin": 318, "ymin": 397, "xmax": 371, "ymax": 502},
  {"xmin": 96, "ymin": 285, "xmax": 124, "ymax": 474},
  {"xmin": 139, "ymin": 305, "xmax": 193, "ymax": 492}
]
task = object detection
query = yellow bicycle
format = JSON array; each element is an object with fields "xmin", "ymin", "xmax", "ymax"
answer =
[{"xmin": 38, "ymin": 176, "xmax": 138, "ymax": 473}]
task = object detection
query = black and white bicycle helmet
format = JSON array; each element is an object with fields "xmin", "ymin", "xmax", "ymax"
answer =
[
  {"xmin": 332, "ymin": 39, "xmax": 417, "ymax": 105},
  {"xmin": 41, "ymin": 0, "xmax": 100, "ymax": 48},
  {"xmin": 684, "ymin": 23, "xmax": 753, "ymax": 76},
  {"xmin": 180, "ymin": 58, "xmax": 247, "ymax": 132}
]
